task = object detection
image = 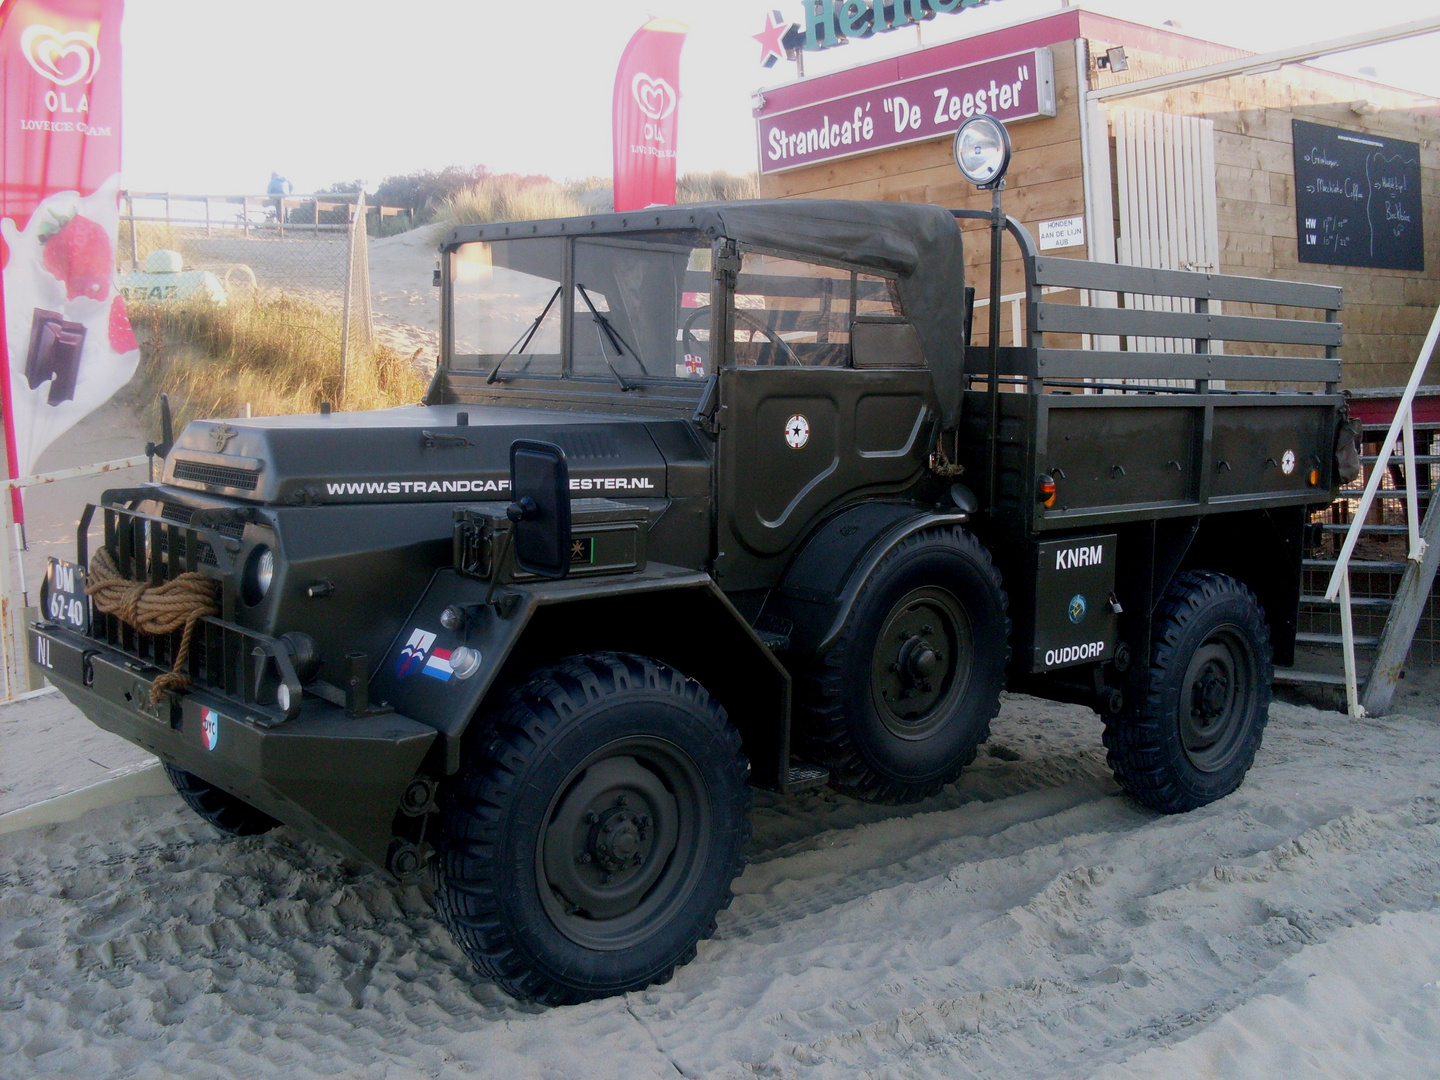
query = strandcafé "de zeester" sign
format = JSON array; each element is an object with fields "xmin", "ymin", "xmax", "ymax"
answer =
[{"xmin": 756, "ymin": 47, "xmax": 1054, "ymax": 175}]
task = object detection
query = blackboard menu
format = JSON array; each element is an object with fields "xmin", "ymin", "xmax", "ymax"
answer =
[{"xmin": 1293, "ymin": 119, "xmax": 1424, "ymax": 272}]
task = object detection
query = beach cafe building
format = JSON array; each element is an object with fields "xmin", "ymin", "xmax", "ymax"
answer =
[{"xmin": 752, "ymin": 6, "xmax": 1440, "ymax": 403}]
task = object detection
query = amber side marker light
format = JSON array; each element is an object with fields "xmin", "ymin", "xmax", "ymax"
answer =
[
  {"xmin": 1309, "ymin": 469, "xmax": 1321, "ymax": 486},
  {"xmin": 1039, "ymin": 474, "xmax": 1057, "ymax": 507}
]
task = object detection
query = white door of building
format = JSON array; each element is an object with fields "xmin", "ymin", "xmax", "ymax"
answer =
[{"xmin": 1111, "ymin": 108, "xmax": 1224, "ymax": 384}]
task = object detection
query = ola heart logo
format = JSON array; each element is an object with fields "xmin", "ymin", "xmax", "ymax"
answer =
[
  {"xmin": 20, "ymin": 24, "xmax": 101, "ymax": 87},
  {"xmin": 632, "ymin": 73, "xmax": 677, "ymax": 121}
]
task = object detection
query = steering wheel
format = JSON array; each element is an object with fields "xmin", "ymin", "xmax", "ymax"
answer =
[{"xmin": 682, "ymin": 306, "xmax": 801, "ymax": 367}]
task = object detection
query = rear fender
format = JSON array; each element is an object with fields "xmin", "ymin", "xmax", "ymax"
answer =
[
  {"xmin": 768, "ymin": 503, "xmax": 973, "ymax": 657},
  {"xmin": 370, "ymin": 566, "xmax": 792, "ymax": 789}
]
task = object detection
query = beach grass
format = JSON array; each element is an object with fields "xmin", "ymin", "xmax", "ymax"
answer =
[
  {"xmin": 443, "ymin": 176, "xmax": 589, "ymax": 226},
  {"xmin": 677, "ymin": 170, "xmax": 759, "ymax": 203},
  {"xmin": 441, "ymin": 169, "xmax": 761, "ymax": 226},
  {"xmin": 126, "ymin": 294, "xmax": 429, "ymax": 431}
]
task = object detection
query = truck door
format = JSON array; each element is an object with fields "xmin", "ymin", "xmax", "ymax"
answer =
[{"xmin": 713, "ymin": 251, "xmax": 935, "ymax": 590}]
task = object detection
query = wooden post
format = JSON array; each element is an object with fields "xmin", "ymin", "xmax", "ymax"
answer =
[
  {"xmin": 1361, "ymin": 489, "xmax": 1440, "ymax": 716},
  {"xmin": 126, "ymin": 192, "xmax": 139, "ymax": 271}
]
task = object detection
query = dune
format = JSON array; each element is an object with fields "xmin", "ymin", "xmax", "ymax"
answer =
[{"xmin": 369, "ymin": 226, "xmax": 443, "ymax": 362}]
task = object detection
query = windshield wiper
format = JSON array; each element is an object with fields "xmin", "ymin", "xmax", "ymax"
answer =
[
  {"xmin": 576, "ymin": 284, "xmax": 649, "ymax": 391},
  {"xmin": 486, "ymin": 285, "xmax": 563, "ymax": 384}
]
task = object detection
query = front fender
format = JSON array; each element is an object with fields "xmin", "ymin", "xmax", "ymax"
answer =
[{"xmin": 370, "ymin": 564, "xmax": 791, "ymax": 785}]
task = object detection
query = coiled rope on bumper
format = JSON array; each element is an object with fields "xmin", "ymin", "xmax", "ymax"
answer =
[{"xmin": 86, "ymin": 546, "xmax": 219, "ymax": 703}]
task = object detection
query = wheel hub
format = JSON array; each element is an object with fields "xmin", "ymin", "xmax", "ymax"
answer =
[
  {"xmin": 899, "ymin": 635, "xmax": 940, "ymax": 685},
  {"xmin": 1195, "ymin": 666, "xmax": 1231, "ymax": 718},
  {"xmin": 589, "ymin": 803, "xmax": 650, "ymax": 873},
  {"xmin": 870, "ymin": 587, "xmax": 972, "ymax": 739},
  {"xmin": 542, "ymin": 756, "xmax": 679, "ymax": 923},
  {"xmin": 1179, "ymin": 631, "xmax": 1256, "ymax": 774}
]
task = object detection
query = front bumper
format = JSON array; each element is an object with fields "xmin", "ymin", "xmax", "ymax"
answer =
[{"xmin": 28, "ymin": 620, "xmax": 437, "ymax": 868}]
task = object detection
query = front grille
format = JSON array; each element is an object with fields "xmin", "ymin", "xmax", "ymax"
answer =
[
  {"xmin": 172, "ymin": 458, "xmax": 259, "ymax": 492},
  {"xmin": 87, "ymin": 503, "xmax": 232, "ymax": 668},
  {"xmin": 82, "ymin": 503, "xmax": 294, "ymax": 725}
]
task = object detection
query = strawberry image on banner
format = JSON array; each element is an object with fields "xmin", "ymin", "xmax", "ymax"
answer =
[
  {"xmin": 612, "ymin": 18, "xmax": 687, "ymax": 213},
  {"xmin": 0, "ymin": 0, "xmax": 132, "ymax": 522}
]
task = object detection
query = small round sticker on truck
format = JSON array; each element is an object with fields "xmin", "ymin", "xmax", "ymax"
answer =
[
  {"xmin": 1282, "ymin": 450, "xmax": 1296, "ymax": 475},
  {"xmin": 785, "ymin": 415, "xmax": 810, "ymax": 449},
  {"xmin": 200, "ymin": 707, "xmax": 220, "ymax": 751}
]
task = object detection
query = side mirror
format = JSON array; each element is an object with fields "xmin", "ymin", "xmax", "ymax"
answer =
[{"xmin": 508, "ymin": 440, "xmax": 572, "ymax": 579}]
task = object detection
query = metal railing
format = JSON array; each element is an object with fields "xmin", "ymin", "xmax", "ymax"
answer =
[
  {"xmin": 0, "ymin": 456, "xmax": 150, "ymax": 700},
  {"xmin": 119, "ymin": 190, "xmax": 414, "ymax": 272},
  {"xmin": 1324, "ymin": 301, "xmax": 1440, "ymax": 717}
]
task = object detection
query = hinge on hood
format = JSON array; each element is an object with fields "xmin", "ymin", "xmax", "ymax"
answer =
[
  {"xmin": 692, "ymin": 374, "xmax": 721, "ymax": 437},
  {"xmin": 714, "ymin": 239, "xmax": 741, "ymax": 286},
  {"xmin": 422, "ymin": 430, "xmax": 474, "ymax": 449}
]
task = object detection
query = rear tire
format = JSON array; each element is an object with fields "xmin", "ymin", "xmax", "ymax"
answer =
[
  {"xmin": 164, "ymin": 764, "xmax": 279, "ymax": 837},
  {"xmin": 1103, "ymin": 570, "xmax": 1272, "ymax": 814},
  {"xmin": 434, "ymin": 653, "xmax": 751, "ymax": 1005},
  {"xmin": 795, "ymin": 526, "xmax": 1010, "ymax": 804}
]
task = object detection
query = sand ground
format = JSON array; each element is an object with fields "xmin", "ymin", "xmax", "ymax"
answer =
[
  {"xmin": 0, "ymin": 690, "xmax": 153, "ymax": 816},
  {"xmin": 3, "ymin": 690, "xmax": 1440, "ymax": 1079},
  {"xmin": 368, "ymin": 227, "xmax": 442, "ymax": 362}
]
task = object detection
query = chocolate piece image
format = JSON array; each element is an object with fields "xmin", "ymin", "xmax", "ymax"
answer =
[{"xmin": 24, "ymin": 308, "xmax": 87, "ymax": 405}]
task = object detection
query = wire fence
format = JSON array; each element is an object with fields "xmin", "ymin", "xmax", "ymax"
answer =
[{"xmin": 118, "ymin": 191, "xmax": 410, "ymax": 308}]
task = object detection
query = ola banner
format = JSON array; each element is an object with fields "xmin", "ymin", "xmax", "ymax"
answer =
[
  {"xmin": 0, "ymin": 0, "xmax": 133, "ymax": 521},
  {"xmin": 612, "ymin": 18, "xmax": 687, "ymax": 213}
]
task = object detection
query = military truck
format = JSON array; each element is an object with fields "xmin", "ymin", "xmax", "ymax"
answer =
[{"xmin": 29, "ymin": 151, "xmax": 1348, "ymax": 1004}]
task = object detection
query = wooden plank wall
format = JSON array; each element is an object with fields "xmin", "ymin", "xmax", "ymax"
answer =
[
  {"xmin": 1075, "ymin": 36, "xmax": 1439, "ymax": 389},
  {"xmin": 758, "ymin": 37, "xmax": 1090, "ymax": 345}
]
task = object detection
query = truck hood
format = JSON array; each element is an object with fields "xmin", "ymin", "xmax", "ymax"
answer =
[{"xmin": 162, "ymin": 404, "xmax": 679, "ymax": 505}]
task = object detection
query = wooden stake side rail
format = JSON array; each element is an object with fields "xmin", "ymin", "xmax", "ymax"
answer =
[
  {"xmin": 1033, "ymin": 304, "xmax": 1343, "ymax": 349},
  {"xmin": 952, "ymin": 209, "xmax": 1343, "ymax": 390}
]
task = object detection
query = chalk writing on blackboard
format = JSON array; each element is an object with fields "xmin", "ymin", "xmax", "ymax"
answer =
[{"xmin": 1293, "ymin": 119, "xmax": 1424, "ymax": 272}]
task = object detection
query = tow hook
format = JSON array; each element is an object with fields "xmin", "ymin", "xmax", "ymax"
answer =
[{"xmin": 386, "ymin": 839, "xmax": 431, "ymax": 879}]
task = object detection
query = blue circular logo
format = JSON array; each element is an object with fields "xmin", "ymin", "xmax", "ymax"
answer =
[{"xmin": 1068, "ymin": 594, "xmax": 1087, "ymax": 624}]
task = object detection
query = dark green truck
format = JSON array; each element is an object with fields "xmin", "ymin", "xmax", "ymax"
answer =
[{"xmin": 30, "ymin": 195, "xmax": 1346, "ymax": 1004}]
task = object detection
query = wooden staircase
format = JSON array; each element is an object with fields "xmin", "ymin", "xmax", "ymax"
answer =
[
  {"xmin": 1272, "ymin": 346, "xmax": 1440, "ymax": 714},
  {"xmin": 1275, "ymin": 429, "xmax": 1433, "ymax": 695}
]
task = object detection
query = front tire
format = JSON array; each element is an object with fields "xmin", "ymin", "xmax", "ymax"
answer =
[
  {"xmin": 795, "ymin": 526, "xmax": 1010, "ymax": 804},
  {"xmin": 164, "ymin": 764, "xmax": 279, "ymax": 837},
  {"xmin": 434, "ymin": 653, "xmax": 751, "ymax": 1005},
  {"xmin": 1103, "ymin": 570, "xmax": 1272, "ymax": 813}
]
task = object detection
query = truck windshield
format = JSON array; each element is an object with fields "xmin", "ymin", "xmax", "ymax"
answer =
[{"xmin": 450, "ymin": 231, "xmax": 714, "ymax": 383}]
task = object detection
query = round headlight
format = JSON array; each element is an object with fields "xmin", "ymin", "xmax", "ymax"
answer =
[
  {"xmin": 440, "ymin": 605, "xmax": 464, "ymax": 631},
  {"xmin": 953, "ymin": 115, "xmax": 1013, "ymax": 188},
  {"xmin": 448, "ymin": 646, "xmax": 483, "ymax": 680},
  {"xmin": 243, "ymin": 545, "xmax": 275, "ymax": 606}
]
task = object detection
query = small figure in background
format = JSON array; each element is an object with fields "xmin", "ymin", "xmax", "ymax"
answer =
[{"xmin": 267, "ymin": 171, "xmax": 292, "ymax": 222}]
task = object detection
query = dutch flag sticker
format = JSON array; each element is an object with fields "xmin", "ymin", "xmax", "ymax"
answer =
[{"xmin": 422, "ymin": 648, "xmax": 454, "ymax": 682}]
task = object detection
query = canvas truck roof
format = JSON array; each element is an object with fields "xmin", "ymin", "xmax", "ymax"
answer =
[{"xmin": 441, "ymin": 200, "xmax": 970, "ymax": 425}]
